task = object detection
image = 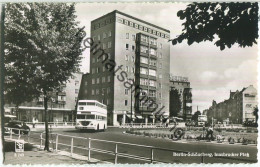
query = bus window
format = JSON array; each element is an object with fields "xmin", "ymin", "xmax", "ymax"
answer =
[
  {"xmin": 87, "ymin": 102, "xmax": 96, "ymax": 106},
  {"xmin": 77, "ymin": 115, "xmax": 85, "ymax": 119},
  {"xmin": 79, "ymin": 107, "xmax": 84, "ymax": 110},
  {"xmin": 86, "ymin": 115, "xmax": 95, "ymax": 119},
  {"xmin": 78, "ymin": 102, "xmax": 87, "ymax": 106}
]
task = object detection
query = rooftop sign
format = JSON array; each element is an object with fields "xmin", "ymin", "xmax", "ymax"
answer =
[{"xmin": 170, "ymin": 75, "xmax": 189, "ymax": 82}]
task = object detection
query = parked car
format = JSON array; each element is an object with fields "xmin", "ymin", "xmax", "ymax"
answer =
[{"xmin": 5, "ymin": 120, "xmax": 30, "ymax": 134}]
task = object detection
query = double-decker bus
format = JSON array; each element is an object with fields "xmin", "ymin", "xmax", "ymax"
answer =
[{"xmin": 75, "ymin": 100, "xmax": 107, "ymax": 131}]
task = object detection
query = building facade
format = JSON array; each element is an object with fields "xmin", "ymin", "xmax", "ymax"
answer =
[
  {"xmin": 206, "ymin": 85, "xmax": 257, "ymax": 124},
  {"xmin": 6, "ymin": 72, "xmax": 83, "ymax": 122},
  {"xmin": 80, "ymin": 10, "xmax": 170, "ymax": 125},
  {"xmin": 169, "ymin": 75, "xmax": 192, "ymax": 120}
]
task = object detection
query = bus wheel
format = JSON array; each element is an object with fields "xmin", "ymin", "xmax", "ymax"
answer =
[{"xmin": 97, "ymin": 124, "xmax": 99, "ymax": 131}]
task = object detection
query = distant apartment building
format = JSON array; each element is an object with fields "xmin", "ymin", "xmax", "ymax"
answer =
[
  {"xmin": 169, "ymin": 75, "xmax": 192, "ymax": 121},
  {"xmin": 79, "ymin": 10, "xmax": 170, "ymax": 126},
  {"xmin": 206, "ymin": 85, "xmax": 258, "ymax": 123},
  {"xmin": 6, "ymin": 72, "xmax": 83, "ymax": 122}
]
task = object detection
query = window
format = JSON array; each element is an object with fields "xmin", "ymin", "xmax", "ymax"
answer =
[
  {"xmin": 84, "ymin": 81, "xmax": 88, "ymax": 86},
  {"xmin": 107, "ymin": 99, "xmax": 110, "ymax": 105},
  {"xmin": 107, "ymin": 87, "xmax": 110, "ymax": 94},
  {"xmin": 75, "ymin": 97, "xmax": 78, "ymax": 102},
  {"xmin": 103, "ymin": 32, "xmax": 107, "ymax": 39},
  {"xmin": 140, "ymin": 78, "xmax": 148, "ymax": 86},
  {"xmin": 96, "ymin": 67, "xmax": 100, "ymax": 73},
  {"xmin": 75, "ymin": 80, "xmax": 79, "ymax": 86},
  {"xmin": 98, "ymin": 34, "xmax": 101, "ymax": 40},
  {"xmin": 132, "ymin": 45, "xmax": 135, "ymax": 51},
  {"xmin": 160, "ymin": 43, "xmax": 163, "ymax": 49},
  {"xmin": 130, "ymin": 22, "xmax": 133, "ymax": 27},
  {"xmin": 140, "ymin": 67, "xmax": 148, "ymax": 75},
  {"xmin": 149, "ymin": 59, "xmax": 156, "ymax": 66},
  {"xmin": 149, "ymin": 90, "xmax": 156, "ymax": 97},
  {"xmin": 140, "ymin": 46, "xmax": 148, "ymax": 53},
  {"xmin": 141, "ymin": 35, "xmax": 148, "ymax": 43},
  {"xmin": 150, "ymin": 48, "xmax": 156, "ymax": 55},
  {"xmin": 92, "ymin": 68, "xmax": 95, "ymax": 74},
  {"xmin": 139, "ymin": 25, "xmax": 143, "ymax": 30},
  {"xmin": 126, "ymin": 44, "xmax": 129, "ymax": 50},
  {"xmin": 132, "ymin": 67, "xmax": 135, "ymax": 73},
  {"xmin": 159, "ymin": 63, "xmax": 162, "ymax": 68},
  {"xmin": 159, "ymin": 53, "xmax": 162, "ymax": 58},
  {"xmin": 92, "ymin": 57, "xmax": 95, "ymax": 63},
  {"xmin": 92, "ymin": 78, "xmax": 95, "ymax": 84},
  {"xmin": 150, "ymin": 38, "xmax": 156, "ymax": 45},
  {"xmin": 108, "ymin": 41, "xmax": 112, "ymax": 48},
  {"xmin": 93, "ymin": 36, "xmax": 96, "ymax": 41},
  {"xmin": 158, "ymin": 93, "xmax": 162, "ymax": 99},
  {"xmin": 102, "ymin": 77, "xmax": 105, "ymax": 83},
  {"xmin": 96, "ymin": 89, "xmax": 99, "ymax": 95},
  {"xmin": 125, "ymin": 89, "xmax": 128, "ymax": 95},
  {"xmin": 132, "ymin": 56, "xmax": 135, "ymax": 62},
  {"xmin": 58, "ymin": 95, "xmax": 66, "ymax": 101},
  {"xmin": 149, "ymin": 80, "xmax": 156, "ymax": 87},
  {"xmin": 108, "ymin": 76, "xmax": 111, "ymax": 82},
  {"xmin": 125, "ymin": 55, "xmax": 129, "ymax": 61},
  {"xmin": 103, "ymin": 66, "xmax": 106, "ymax": 72},
  {"xmin": 144, "ymin": 27, "xmax": 147, "ymax": 31},
  {"xmin": 132, "ymin": 34, "xmax": 135, "ymax": 41},
  {"xmin": 159, "ymin": 74, "xmax": 162, "ymax": 79},
  {"xmin": 125, "ymin": 66, "xmax": 129, "ymax": 72},
  {"xmin": 125, "ymin": 100, "xmax": 128, "ymax": 106},
  {"xmin": 84, "ymin": 90, "xmax": 87, "ymax": 94},
  {"xmin": 96, "ymin": 78, "xmax": 100, "ymax": 84},
  {"xmin": 108, "ymin": 53, "xmax": 111, "ymax": 59},
  {"xmin": 108, "ymin": 31, "xmax": 112, "ymax": 37},
  {"xmin": 102, "ymin": 88, "xmax": 106, "ymax": 95},
  {"xmin": 126, "ymin": 33, "xmax": 129, "ymax": 39},
  {"xmin": 149, "ymin": 69, "xmax": 156, "ymax": 76},
  {"xmin": 140, "ymin": 57, "xmax": 148, "ymax": 64},
  {"xmin": 92, "ymin": 89, "xmax": 95, "ymax": 95},
  {"xmin": 103, "ymin": 43, "xmax": 106, "ymax": 49},
  {"xmin": 135, "ymin": 24, "xmax": 138, "ymax": 29},
  {"xmin": 124, "ymin": 20, "xmax": 128, "ymax": 25},
  {"xmin": 158, "ymin": 83, "xmax": 162, "ymax": 88},
  {"xmin": 141, "ymin": 90, "xmax": 148, "ymax": 96}
]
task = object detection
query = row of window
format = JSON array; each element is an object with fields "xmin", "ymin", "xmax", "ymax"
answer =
[
  {"xmin": 92, "ymin": 76, "xmax": 111, "ymax": 84},
  {"xmin": 91, "ymin": 87, "xmax": 111, "ymax": 95},
  {"xmin": 126, "ymin": 44, "xmax": 135, "ymax": 51},
  {"xmin": 92, "ymin": 53, "xmax": 112, "ymax": 64},
  {"xmin": 140, "ymin": 57, "xmax": 159, "ymax": 67},
  {"xmin": 116, "ymin": 17, "xmax": 170, "ymax": 39},
  {"xmin": 93, "ymin": 31, "xmax": 112, "ymax": 41},
  {"xmin": 126, "ymin": 33, "xmax": 136, "ymax": 41},
  {"xmin": 125, "ymin": 55, "xmax": 135, "ymax": 62},
  {"xmin": 140, "ymin": 67, "xmax": 156, "ymax": 77}
]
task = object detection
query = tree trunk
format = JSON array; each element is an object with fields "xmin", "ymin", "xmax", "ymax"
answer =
[{"xmin": 43, "ymin": 92, "xmax": 49, "ymax": 151}]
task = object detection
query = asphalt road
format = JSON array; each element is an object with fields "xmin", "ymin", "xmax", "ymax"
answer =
[{"xmin": 15, "ymin": 127, "xmax": 258, "ymax": 164}]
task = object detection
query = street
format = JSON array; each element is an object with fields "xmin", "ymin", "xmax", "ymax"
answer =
[{"xmin": 25, "ymin": 127, "xmax": 257, "ymax": 164}]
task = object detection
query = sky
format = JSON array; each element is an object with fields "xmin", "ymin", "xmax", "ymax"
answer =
[{"xmin": 75, "ymin": 3, "xmax": 258, "ymax": 113}]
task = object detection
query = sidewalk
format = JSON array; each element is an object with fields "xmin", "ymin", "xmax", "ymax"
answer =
[{"xmin": 3, "ymin": 140, "xmax": 107, "ymax": 165}]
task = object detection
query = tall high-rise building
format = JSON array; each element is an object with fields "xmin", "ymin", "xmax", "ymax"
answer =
[
  {"xmin": 169, "ymin": 75, "xmax": 192, "ymax": 121},
  {"xmin": 80, "ymin": 10, "xmax": 170, "ymax": 125}
]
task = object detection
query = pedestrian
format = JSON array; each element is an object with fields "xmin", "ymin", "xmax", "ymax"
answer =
[
  {"xmin": 206, "ymin": 126, "xmax": 214, "ymax": 140},
  {"xmin": 32, "ymin": 117, "xmax": 35, "ymax": 128}
]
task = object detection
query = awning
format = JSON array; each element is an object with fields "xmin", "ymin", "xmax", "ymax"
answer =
[
  {"xmin": 9, "ymin": 106, "xmax": 73, "ymax": 111},
  {"xmin": 4, "ymin": 114, "xmax": 16, "ymax": 118},
  {"xmin": 135, "ymin": 115, "xmax": 143, "ymax": 119}
]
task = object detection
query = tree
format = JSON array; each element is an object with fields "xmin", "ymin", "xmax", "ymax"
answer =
[
  {"xmin": 192, "ymin": 110, "xmax": 201, "ymax": 122},
  {"xmin": 171, "ymin": 2, "xmax": 258, "ymax": 50},
  {"xmin": 4, "ymin": 3, "xmax": 85, "ymax": 151},
  {"xmin": 253, "ymin": 106, "xmax": 258, "ymax": 122},
  {"xmin": 169, "ymin": 89, "xmax": 182, "ymax": 117}
]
